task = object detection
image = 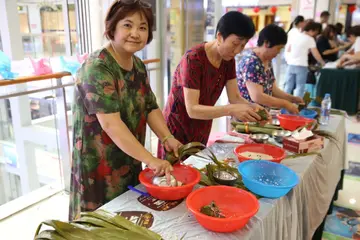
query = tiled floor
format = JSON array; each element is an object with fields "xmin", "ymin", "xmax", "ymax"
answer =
[{"xmin": 0, "ymin": 117, "xmax": 359, "ymax": 240}]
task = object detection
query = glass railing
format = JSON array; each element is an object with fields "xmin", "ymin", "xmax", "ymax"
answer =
[{"xmin": 0, "ymin": 59, "xmax": 160, "ymax": 220}]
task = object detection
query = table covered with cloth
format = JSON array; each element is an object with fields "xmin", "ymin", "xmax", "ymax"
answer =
[
  {"xmin": 101, "ymin": 115, "xmax": 346, "ymax": 240},
  {"xmin": 317, "ymin": 68, "xmax": 360, "ymax": 114}
]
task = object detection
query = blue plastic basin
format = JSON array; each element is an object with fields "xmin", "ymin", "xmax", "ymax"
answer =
[
  {"xmin": 280, "ymin": 108, "xmax": 317, "ymax": 119},
  {"xmin": 238, "ymin": 160, "xmax": 299, "ymax": 198}
]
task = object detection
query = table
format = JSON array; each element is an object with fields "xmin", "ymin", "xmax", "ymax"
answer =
[
  {"xmin": 101, "ymin": 115, "xmax": 346, "ymax": 240},
  {"xmin": 317, "ymin": 68, "xmax": 360, "ymax": 115}
]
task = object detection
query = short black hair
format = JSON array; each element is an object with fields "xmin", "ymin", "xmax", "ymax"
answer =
[
  {"xmin": 320, "ymin": 11, "xmax": 330, "ymax": 18},
  {"xmin": 335, "ymin": 22, "xmax": 344, "ymax": 35},
  {"xmin": 258, "ymin": 24, "xmax": 287, "ymax": 47},
  {"xmin": 347, "ymin": 25, "xmax": 360, "ymax": 37},
  {"xmin": 303, "ymin": 21, "xmax": 322, "ymax": 33},
  {"xmin": 216, "ymin": 11, "xmax": 255, "ymax": 40}
]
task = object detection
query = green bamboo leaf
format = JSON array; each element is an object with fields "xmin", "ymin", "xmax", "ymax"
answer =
[
  {"xmin": 94, "ymin": 210, "xmax": 162, "ymax": 240},
  {"xmin": 35, "ymin": 230, "xmax": 67, "ymax": 240},
  {"xmin": 37, "ymin": 220, "xmax": 98, "ymax": 240},
  {"xmin": 91, "ymin": 228, "xmax": 154, "ymax": 240},
  {"xmin": 75, "ymin": 215, "xmax": 118, "ymax": 229}
]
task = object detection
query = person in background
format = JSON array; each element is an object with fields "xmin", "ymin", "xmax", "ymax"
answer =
[
  {"xmin": 284, "ymin": 15, "xmax": 305, "ymax": 64},
  {"xmin": 69, "ymin": 0, "xmax": 182, "ymax": 220},
  {"xmin": 338, "ymin": 25, "xmax": 360, "ymax": 66},
  {"xmin": 320, "ymin": 11, "xmax": 330, "ymax": 30},
  {"xmin": 237, "ymin": 24, "xmax": 303, "ymax": 114},
  {"xmin": 158, "ymin": 11, "xmax": 265, "ymax": 159},
  {"xmin": 284, "ymin": 21, "xmax": 326, "ymax": 97},
  {"xmin": 316, "ymin": 25, "xmax": 347, "ymax": 62},
  {"xmin": 335, "ymin": 23, "xmax": 346, "ymax": 43}
]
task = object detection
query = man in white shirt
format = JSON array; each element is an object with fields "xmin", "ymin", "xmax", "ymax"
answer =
[{"xmin": 284, "ymin": 22, "xmax": 326, "ymax": 97}]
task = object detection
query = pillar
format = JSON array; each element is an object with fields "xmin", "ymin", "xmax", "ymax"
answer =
[
  {"xmin": 27, "ymin": 4, "xmax": 44, "ymax": 57},
  {"xmin": 0, "ymin": 0, "xmax": 40, "ymax": 195}
]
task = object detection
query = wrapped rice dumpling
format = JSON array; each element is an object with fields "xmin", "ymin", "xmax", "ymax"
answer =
[{"xmin": 200, "ymin": 201, "xmax": 225, "ymax": 218}]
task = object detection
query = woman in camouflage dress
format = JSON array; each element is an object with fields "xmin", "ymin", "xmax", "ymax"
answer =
[{"xmin": 69, "ymin": 0, "xmax": 182, "ymax": 220}]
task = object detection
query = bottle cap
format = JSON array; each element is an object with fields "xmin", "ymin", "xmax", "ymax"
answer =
[{"xmin": 325, "ymin": 93, "xmax": 330, "ymax": 98}]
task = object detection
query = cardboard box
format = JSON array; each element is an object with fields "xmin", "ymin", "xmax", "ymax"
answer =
[{"xmin": 283, "ymin": 135, "xmax": 324, "ymax": 153}]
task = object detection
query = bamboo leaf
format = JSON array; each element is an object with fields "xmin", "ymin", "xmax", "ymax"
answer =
[
  {"xmin": 284, "ymin": 152, "xmax": 320, "ymax": 159},
  {"xmin": 35, "ymin": 230, "xmax": 68, "ymax": 240}
]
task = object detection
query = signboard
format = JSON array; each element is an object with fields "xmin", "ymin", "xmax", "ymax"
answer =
[{"xmin": 299, "ymin": 0, "xmax": 315, "ymax": 19}]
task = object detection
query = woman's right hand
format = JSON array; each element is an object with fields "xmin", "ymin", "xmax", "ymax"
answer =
[
  {"xmin": 284, "ymin": 101, "xmax": 299, "ymax": 114},
  {"xmin": 148, "ymin": 157, "xmax": 174, "ymax": 183},
  {"xmin": 229, "ymin": 104, "xmax": 261, "ymax": 122}
]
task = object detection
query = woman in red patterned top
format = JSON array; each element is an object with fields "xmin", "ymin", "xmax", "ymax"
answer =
[{"xmin": 158, "ymin": 12, "xmax": 264, "ymax": 158}]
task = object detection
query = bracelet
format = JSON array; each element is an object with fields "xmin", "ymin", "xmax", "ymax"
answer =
[{"xmin": 161, "ymin": 135, "xmax": 174, "ymax": 144}]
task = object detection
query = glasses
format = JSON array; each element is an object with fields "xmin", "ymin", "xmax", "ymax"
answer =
[{"xmin": 117, "ymin": 0, "xmax": 152, "ymax": 8}]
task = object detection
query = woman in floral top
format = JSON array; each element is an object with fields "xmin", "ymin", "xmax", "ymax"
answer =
[
  {"xmin": 69, "ymin": 0, "xmax": 182, "ymax": 220},
  {"xmin": 237, "ymin": 24, "xmax": 303, "ymax": 113}
]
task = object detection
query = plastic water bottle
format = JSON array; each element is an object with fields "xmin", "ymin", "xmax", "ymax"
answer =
[{"xmin": 320, "ymin": 93, "xmax": 331, "ymax": 125}]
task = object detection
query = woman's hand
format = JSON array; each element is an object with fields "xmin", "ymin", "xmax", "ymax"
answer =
[
  {"xmin": 163, "ymin": 138, "xmax": 183, "ymax": 158},
  {"xmin": 284, "ymin": 101, "xmax": 299, "ymax": 114},
  {"xmin": 229, "ymin": 103, "xmax": 261, "ymax": 122},
  {"xmin": 291, "ymin": 96, "xmax": 304, "ymax": 104},
  {"xmin": 148, "ymin": 157, "xmax": 174, "ymax": 183}
]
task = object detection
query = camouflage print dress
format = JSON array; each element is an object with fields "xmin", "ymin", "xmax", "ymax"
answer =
[{"xmin": 69, "ymin": 48, "xmax": 158, "ymax": 220}]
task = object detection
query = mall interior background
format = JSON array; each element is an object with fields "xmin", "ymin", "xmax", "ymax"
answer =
[{"xmin": 0, "ymin": 0, "xmax": 360, "ymax": 239}]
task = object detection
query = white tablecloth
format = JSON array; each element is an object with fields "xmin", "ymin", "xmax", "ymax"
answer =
[{"xmin": 101, "ymin": 115, "xmax": 346, "ymax": 240}]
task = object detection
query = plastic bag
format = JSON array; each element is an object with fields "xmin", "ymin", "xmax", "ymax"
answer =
[
  {"xmin": 60, "ymin": 56, "xmax": 80, "ymax": 75},
  {"xmin": 29, "ymin": 56, "xmax": 53, "ymax": 75},
  {"xmin": 76, "ymin": 53, "xmax": 88, "ymax": 64},
  {"xmin": 0, "ymin": 51, "xmax": 18, "ymax": 79}
]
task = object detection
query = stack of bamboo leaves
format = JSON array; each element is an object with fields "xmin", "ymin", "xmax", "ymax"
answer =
[
  {"xmin": 34, "ymin": 209, "xmax": 162, "ymax": 240},
  {"xmin": 231, "ymin": 121, "xmax": 282, "ymax": 135}
]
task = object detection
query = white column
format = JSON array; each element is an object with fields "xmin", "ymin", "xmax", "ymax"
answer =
[
  {"xmin": 0, "ymin": 0, "xmax": 24, "ymax": 60},
  {"xmin": 27, "ymin": 4, "xmax": 44, "ymax": 57},
  {"xmin": 89, "ymin": 0, "xmax": 105, "ymax": 51},
  {"xmin": 0, "ymin": 0, "xmax": 40, "ymax": 194}
]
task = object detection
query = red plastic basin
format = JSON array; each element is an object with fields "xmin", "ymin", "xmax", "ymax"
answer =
[
  {"xmin": 186, "ymin": 186, "xmax": 259, "ymax": 233},
  {"xmin": 277, "ymin": 114, "xmax": 315, "ymax": 131},
  {"xmin": 139, "ymin": 164, "xmax": 200, "ymax": 200},
  {"xmin": 234, "ymin": 143, "xmax": 286, "ymax": 163}
]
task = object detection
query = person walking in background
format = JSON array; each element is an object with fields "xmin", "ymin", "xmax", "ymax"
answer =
[
  {"xmin": 237, "ymin": 24, "xmax": 303, "ymax": 114},
  {"xmin": 284, "ymin": 21, "xmax": 325, "ymax": 97}
]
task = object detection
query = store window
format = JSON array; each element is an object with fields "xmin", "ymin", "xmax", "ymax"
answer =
[{"xmin": 17, "ymin": 1, "xmax": 77, "ymax": 58}]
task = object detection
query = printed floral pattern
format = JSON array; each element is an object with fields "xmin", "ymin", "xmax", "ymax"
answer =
[{"xmin": 236, "ymin": 50, "xmax": 275, "ymax": 103}]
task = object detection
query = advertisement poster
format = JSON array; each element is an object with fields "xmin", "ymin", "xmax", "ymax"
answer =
[{"xmin": 323, "ymin": 206, "xmax": 360, "ymax": 240}]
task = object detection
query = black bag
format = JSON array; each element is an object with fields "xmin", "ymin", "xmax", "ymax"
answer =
[
  {"xmin": 306, "ymin": 70, "xmax": 316, "ymax": 84},
  {"xmin": 306, "ymin": 65, "xmax": 321, "ymax": 85}
]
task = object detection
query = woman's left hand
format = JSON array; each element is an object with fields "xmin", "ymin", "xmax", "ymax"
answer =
[
  {"xmin": 250, "ymin": 103, "xmax": 271, "ymax": 123},
  {"xmin": 164, "ymin": 138, "xmax": 183, "ymax": 157},
  {"xmin": 292, "ymin": 96, "xmax": 304, "ymax": 104}
]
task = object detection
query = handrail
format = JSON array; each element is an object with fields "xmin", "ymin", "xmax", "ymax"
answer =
[
  {"xmin": 0, "ymin": 58, "xmax": 160, "ymax": 87},
  {"xmin": 143, "ymin": 58, "xmax": 160, "ymax": 64},
  {"xmin": 0, "ymin": 72, "xmax": 72, "ymax": 87}
]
